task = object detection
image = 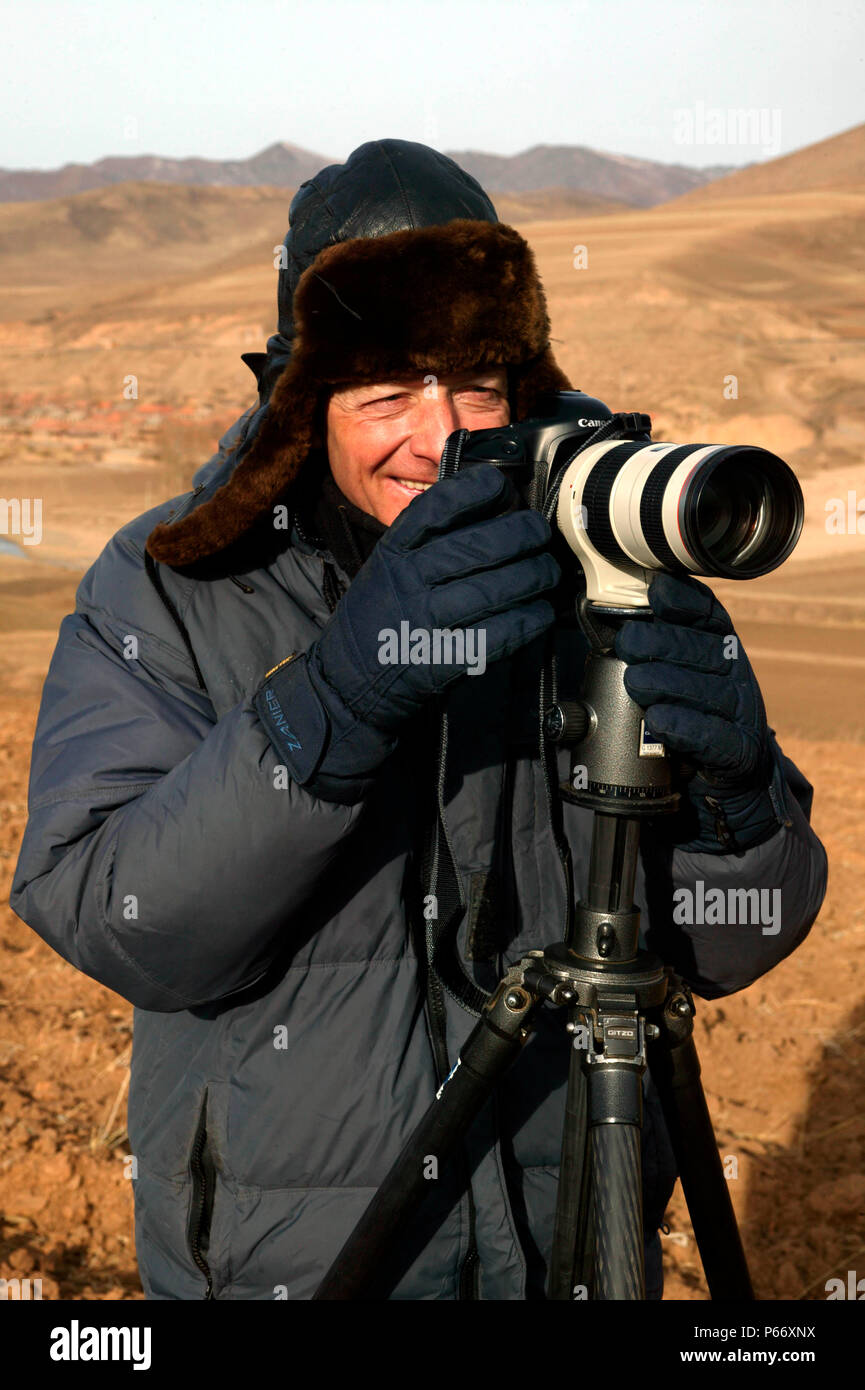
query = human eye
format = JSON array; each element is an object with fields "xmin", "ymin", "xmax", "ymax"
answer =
[
  {"xmin": 461, "ymin": 384, "xmax": 501, "ymax": 401},
  {"xmin": 362, "ymin": 391, "xmax": 407, "ymax": 409}
]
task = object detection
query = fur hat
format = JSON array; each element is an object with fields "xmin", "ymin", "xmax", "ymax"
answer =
[{"xmin": 145, "ymin": 218, "xmax": 572, "ymax": 567}]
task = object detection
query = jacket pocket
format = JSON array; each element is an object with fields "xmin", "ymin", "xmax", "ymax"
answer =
[{"xmin": 187, "ymin": 1089, "xmax": 216, "ymax": 1299}]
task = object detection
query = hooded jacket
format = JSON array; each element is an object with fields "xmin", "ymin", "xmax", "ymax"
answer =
[{"xmin": 10, "ymin": 140, "xmax": 828, "ymax": 1299}]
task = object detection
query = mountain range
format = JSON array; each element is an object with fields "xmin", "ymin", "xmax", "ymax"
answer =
[{"xmin": 0, "ymin": 139, "xmax": 737, "ymax": 207}]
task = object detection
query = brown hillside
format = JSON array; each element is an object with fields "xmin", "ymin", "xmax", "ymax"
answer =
[
  {"xmin": 0, "ymin": 180, "xmax": 625, "ymax": 320},
  {"xmin": 0, "ymin": 183, "xmax": 299, "ymax": 305},
  {"xmin": 672, "ymin": 122, "xmax": 865, "ymax": 204}
]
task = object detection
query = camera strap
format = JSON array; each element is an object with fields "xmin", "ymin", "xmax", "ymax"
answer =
[
  {"xmin": 420, "ymin": 709, "xmax": 491, "ymax": 1017},
  {"xmin": 542, "ymin": 412, "xmax": 653, "ymax": 523},
  {"xmin": 437, "ymin": 427, "xmax": 470, "ymax": 480}
]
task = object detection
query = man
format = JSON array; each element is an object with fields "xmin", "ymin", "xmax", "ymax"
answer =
[{"xmin": 11, "ymin": 139, "xmax": 827, "ymax": 1300}]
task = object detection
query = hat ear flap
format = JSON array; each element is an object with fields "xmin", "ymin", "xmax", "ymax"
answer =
[{"xmin": 145, "ymin": 371, "xmax": 321, "ymax": 567}]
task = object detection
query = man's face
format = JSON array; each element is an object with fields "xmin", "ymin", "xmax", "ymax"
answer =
[{"xmin": 325, "ymin": 365, "xmax": 510, "ymax": 526}]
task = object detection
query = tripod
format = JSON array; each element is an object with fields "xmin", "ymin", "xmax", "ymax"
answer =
[{"xmin": 313, "ymin": 598, "xmax": 755, "ymax": 1301}]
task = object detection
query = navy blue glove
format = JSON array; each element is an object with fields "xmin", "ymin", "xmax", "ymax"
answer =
[
  {"xmin": 615, "ymin": 573, "xmax": 790, "ymax": 852},
  {"xmin": 255, "ymin": 465, "xmax": 560, "ymax": 803}
]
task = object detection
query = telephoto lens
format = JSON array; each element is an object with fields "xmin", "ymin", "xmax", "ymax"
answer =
[{"xmin": 556, "ymin": 439, "xmax": 805, "ymax": 606}]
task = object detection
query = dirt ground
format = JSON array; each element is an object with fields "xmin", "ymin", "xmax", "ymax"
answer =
[{"xmin": 1, "ymin": 180, "xmax": 863, "ymax": 1300}]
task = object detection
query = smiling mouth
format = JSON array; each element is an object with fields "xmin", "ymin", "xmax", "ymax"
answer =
[{"xmin": 390, "ymin": 478, "xmax": 435, "ymax": 493}]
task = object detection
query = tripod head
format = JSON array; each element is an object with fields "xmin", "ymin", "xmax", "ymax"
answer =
[{"xmin": 544, "ymin": 596, "xmax": 681, "ymax": 819}]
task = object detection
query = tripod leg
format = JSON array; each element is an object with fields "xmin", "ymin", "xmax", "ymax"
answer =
[
  {"xmin": 313, "ymin": 979, "xmax": 538, "ymax": 1300},
  {"xmin": 580, "ymin": 1037, "xmax": 646, "ymax": 1301},
  {"xmin": 649, "ymin": 989, "xmax": 755, "ymax": 1300},
  {"xmin": 547, "ymin": 1022, "xmax": 593, "ymax": 1299},
  {"xmin": 591, "ymin": 1121, "xmax": 645, "ymax": 1299}
]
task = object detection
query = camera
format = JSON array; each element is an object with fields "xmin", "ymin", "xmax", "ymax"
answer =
[{"xmin": 438, "ymin": 391, "xmax": 805, "ymax": 606}]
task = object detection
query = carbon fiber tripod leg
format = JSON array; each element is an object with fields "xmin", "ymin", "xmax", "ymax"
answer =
[
  {"xmin": 547, "ymin": 1037, "xmax": 593, "ymax": 1299},
  {"xmin": 592, "ymin": 1122, "xmax": 644, "ymax": 1299},
  {"xmin": 649, "ymin": 984, "xmax": 754, "ymax": 1300}
]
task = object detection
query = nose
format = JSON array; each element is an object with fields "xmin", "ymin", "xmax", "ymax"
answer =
[{"xmin": 406, "ymin": 393, "xmax": 464, "ymax": 467}]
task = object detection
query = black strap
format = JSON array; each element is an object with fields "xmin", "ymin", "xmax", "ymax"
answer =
[
  {"xmin": 437, "ymin": 429, "xmax": 470, "ymax": 480},
  {"xmin": 543, "ymin": 411, "xmax": 652, "ymax": 525},
  {"xmin": 538, "ymin": 634, "xmax": 575, "ymax": 946},
  {"xmin": 420, "ymin": 711, "xmax": 490, "ymax": 1018}
]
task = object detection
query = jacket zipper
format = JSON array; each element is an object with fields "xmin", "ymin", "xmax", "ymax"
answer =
[{"xmin": 188, "ymin": 1094, "xmax": 214, "ymax": 1300}]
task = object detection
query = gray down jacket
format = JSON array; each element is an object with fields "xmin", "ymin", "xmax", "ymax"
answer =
[{"xmin": 11, "ymin": 406, "xmax": 828, "ymax": 1299}]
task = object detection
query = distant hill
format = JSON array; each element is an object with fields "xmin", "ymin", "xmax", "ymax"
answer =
[
  {"xmin": 0, "ymin": 142, "xmax": 333, "ymax": 203},
  {"xmin": 0, "ymin": 139, "xmax": 736, "ymax": 208},
  {"xmin": 670, "ymin": 122, "xmax": 865, "ymax": 204},
  {"xmin": 0, "ymin": 178, "xmax": 627, "ymax": 276},
  {"xmin": 0, "ymin": 183, "xmax": 298, "ymax": 296},
  {"xmin": 450, "ymin": 144, "xmax": 736, "ymax": 207},
  {"xmin": 0, "ymin": 180, "xmax": 633, "ymax": 321},
  {"xmin": 490, "ymin": 186, "xmax": 630, "ymax": 219}
]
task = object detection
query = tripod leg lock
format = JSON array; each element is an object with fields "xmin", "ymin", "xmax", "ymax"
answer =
[
  {"xmin": 584, "ymin": 1010, "xmax": 647, "ymax": 1126},
  {"xmin": 481, "ymin": 972, "xmax": 539, "ymax": 1044}
]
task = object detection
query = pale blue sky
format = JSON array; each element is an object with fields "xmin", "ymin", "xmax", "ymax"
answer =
[{"xmin": 4, "ymin": 0, "xmax": 863, "ymax": 171}]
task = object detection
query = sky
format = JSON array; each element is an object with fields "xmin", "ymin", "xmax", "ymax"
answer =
[{"xmin": 3, "ymin": 0, "xmax": 863, "ymax": 172}]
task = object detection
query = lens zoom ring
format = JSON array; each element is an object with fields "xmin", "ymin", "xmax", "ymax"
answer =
[
  {"xmin": 638, "ymin": 445, "xmax": 696, "ymax": 570},
  {"xmin": 582, "ymin": 444, "xmax": 640, "ymax": 565}
]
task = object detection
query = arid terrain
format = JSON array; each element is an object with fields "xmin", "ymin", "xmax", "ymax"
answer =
[{"xmin": 1, "ymin": 127, "xmax": 864, "ymax": 1299}]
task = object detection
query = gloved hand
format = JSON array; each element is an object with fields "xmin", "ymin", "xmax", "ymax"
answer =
[
  {"xmin": 254, "ymin": 465, "xmax": 560, "ymax": 802},
  {"xmin": 614, "ymin": 572, "xmax": 788, "ymax": 852}
]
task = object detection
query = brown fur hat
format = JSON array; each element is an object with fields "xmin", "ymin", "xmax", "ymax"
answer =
[{"xmin": 146, "ymin": 218, "xmax": 572, "ymax": 567}]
